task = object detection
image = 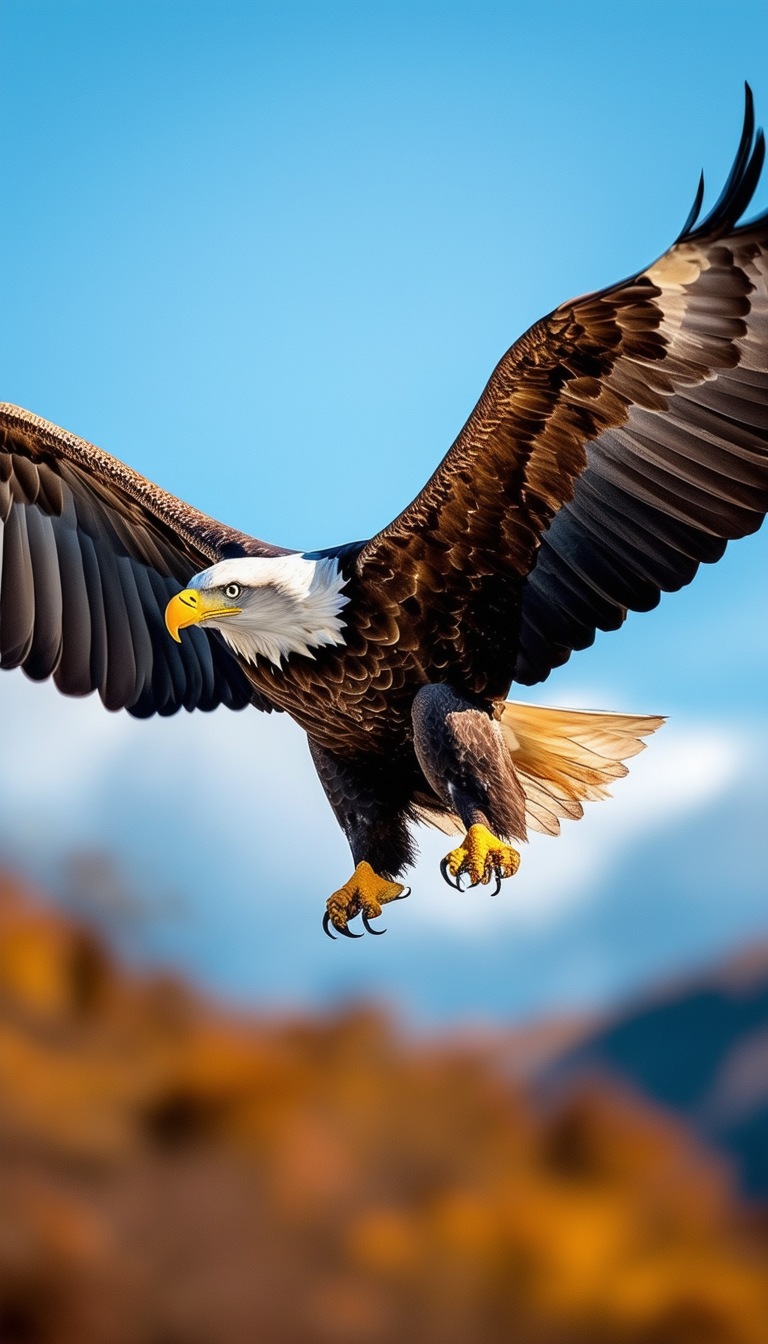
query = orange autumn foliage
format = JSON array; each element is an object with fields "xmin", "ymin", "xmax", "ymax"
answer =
[{"xmin": 1, "ymin": 872, "xmax": 767, "ymax": 1344}]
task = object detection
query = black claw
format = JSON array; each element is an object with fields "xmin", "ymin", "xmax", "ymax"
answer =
[
  {"xmin": 490, "ymin": 872, "xmax": 502, "ymax": 897},
  {"xmin": 395, "ymin": 885, "xmax": 411, "ymax": 901},
  {"xmin": 323, "ymin": 910, "xmax": 363, "ymax": 939},
  {"xmin": 362, "ymin": 912, "xmax": 386, "ymax": 935},
  {"xmin": 338, "ymin": 920, "xmax": 364, "ymax": 939},
  {"xmin": 440, "ymin": 858, "xmax": 462, "ymax": 891}
]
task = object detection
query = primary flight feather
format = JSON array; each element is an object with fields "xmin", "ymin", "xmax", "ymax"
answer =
[{"xmin": 1, "ymin": 88, "xmax": 766, "ymax": 936}]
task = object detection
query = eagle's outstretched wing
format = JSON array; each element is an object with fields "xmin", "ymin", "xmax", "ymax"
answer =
[
  {"xmin": 0, "ymin": 405, "xmax": 287, "ymax": 716},
  {"xmin": 357, "ymin": 86, "xmax": 768, "ymax": 697}
]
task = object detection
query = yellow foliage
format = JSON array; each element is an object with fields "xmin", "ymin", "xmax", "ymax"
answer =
[{"xmin": 1, "ymin": 872, "xmax": 767, "ymax": 1344}]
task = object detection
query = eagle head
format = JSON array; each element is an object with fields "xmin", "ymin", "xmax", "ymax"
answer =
[{"xmin": 164, "ymin": 554, "xmax": 349, "ymax": 668}]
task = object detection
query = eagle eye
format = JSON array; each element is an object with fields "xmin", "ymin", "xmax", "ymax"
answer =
[{"xmin": 224, "ymin": 583, "xmax": 242, "ymax": 600}]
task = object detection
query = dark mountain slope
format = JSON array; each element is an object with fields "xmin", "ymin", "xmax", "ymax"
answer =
[{"xmin": 538, "ymin": 947, "xmax": 768, "ymax": 1197}]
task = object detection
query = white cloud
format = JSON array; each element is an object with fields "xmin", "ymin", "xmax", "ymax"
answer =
[
  {"xmin": 0, "ymin": 671, "xmax": 749, "ymax": 943},
  {"xmin": 0, "ymin": 671, "xmax": 335, "ymax": 876}
]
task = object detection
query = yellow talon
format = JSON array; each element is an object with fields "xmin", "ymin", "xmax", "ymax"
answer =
[
  {"xmin": 443, "ymin": 824, "xmax": 520, "ymax": 889},
  {"xmin": 324, "ymin": 862, "xmax": 409, "ymax": 938}
]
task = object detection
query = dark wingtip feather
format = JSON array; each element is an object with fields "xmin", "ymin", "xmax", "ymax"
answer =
[
  {"xmin": 732, "ymin": 124, "xmax": 765, "ymax": 216},
  {"xmin": 676, "ymin": 170, "xmax": 705, "ymax": 241},
  {"xmin": 684, "ymin": 83, "xmax": 765, "ymax": 241}
]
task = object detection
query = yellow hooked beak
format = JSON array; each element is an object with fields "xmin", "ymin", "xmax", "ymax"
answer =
[{"xmin": 164, "ymin": 589, "xmax": 242, "ymax": 643}]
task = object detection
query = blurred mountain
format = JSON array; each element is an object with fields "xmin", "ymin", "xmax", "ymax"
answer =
[
  {"xmin": 2, "ymin": 870, "xmax": 768, "ymax": 1344},
  {"xmin": 530, "ymin": 948, "xmax": 768, "ymax": 1201}
]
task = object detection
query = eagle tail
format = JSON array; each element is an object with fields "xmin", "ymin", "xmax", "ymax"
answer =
[{"xmin": 496, "ymin": 701, "xmax": 665, "ymax": 838}]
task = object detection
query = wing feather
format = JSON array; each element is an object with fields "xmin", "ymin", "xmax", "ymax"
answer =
[
  {"xmin": 52, "ymin": 508, "xmax": 93, "ymax": 697},
  {"xmin": 77, "ymin": 530, "xmax": 109, "ymax": 696},
  {"xmin": 117, "ymin": 555, "xmax": 155, "ymax": 704},
  {"xmin": 23, "ymin": 508, "xmax": 63, "ymax": 681},
  {"xmin": 1, "ymin": 507, "xmax": 35, "ymax": 668},
  {"xmin": 357, "ymin": 88, "xmax": 768, "ymax": 695},
  {"xmin": 98, "ymin": 543, "xmax": 137, "ymax": 711},
  {"xmin": 0, "ymin": 405, "xmax": 279, "ymax": 715}
]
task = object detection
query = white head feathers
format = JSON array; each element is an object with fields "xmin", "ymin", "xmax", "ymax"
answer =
[{"xmin": 189, "ymin": 553, "xmax": 349, "ymax": 668}]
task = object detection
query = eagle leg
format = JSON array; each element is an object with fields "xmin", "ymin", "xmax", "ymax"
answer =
[
  {"xmin": 442, "ymin": 824, "xmax": 520, "ymax": 893},
  {"xmin": 308, "ymin": 739, "xmax": 417, "ymax": 938},
  {"xmin": 323, "ymin": 862, "xmax": 410, "ymax": 939},
  {"xmin": 412, "ymin": 684, "xmax": 526, "ymax": 897}
]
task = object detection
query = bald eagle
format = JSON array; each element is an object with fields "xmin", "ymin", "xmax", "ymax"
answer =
[{"xmin": 2, "ymin": 90, "xmax": 766, "ymax": 937}]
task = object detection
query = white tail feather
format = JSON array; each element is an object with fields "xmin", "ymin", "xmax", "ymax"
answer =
[{"xmin": 497, "ymin": 701, "xmax": 665, "ymax": 837}]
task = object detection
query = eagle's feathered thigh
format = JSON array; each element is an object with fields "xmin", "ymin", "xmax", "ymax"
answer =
[{"xmin": 412, "ymin": 685, "xmax": 526, "ymax": 840}]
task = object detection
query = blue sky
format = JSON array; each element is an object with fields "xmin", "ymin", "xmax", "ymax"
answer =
[{"xmin": 1, "ymin": 0, "xmax": 767, "ymax": 1025}]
